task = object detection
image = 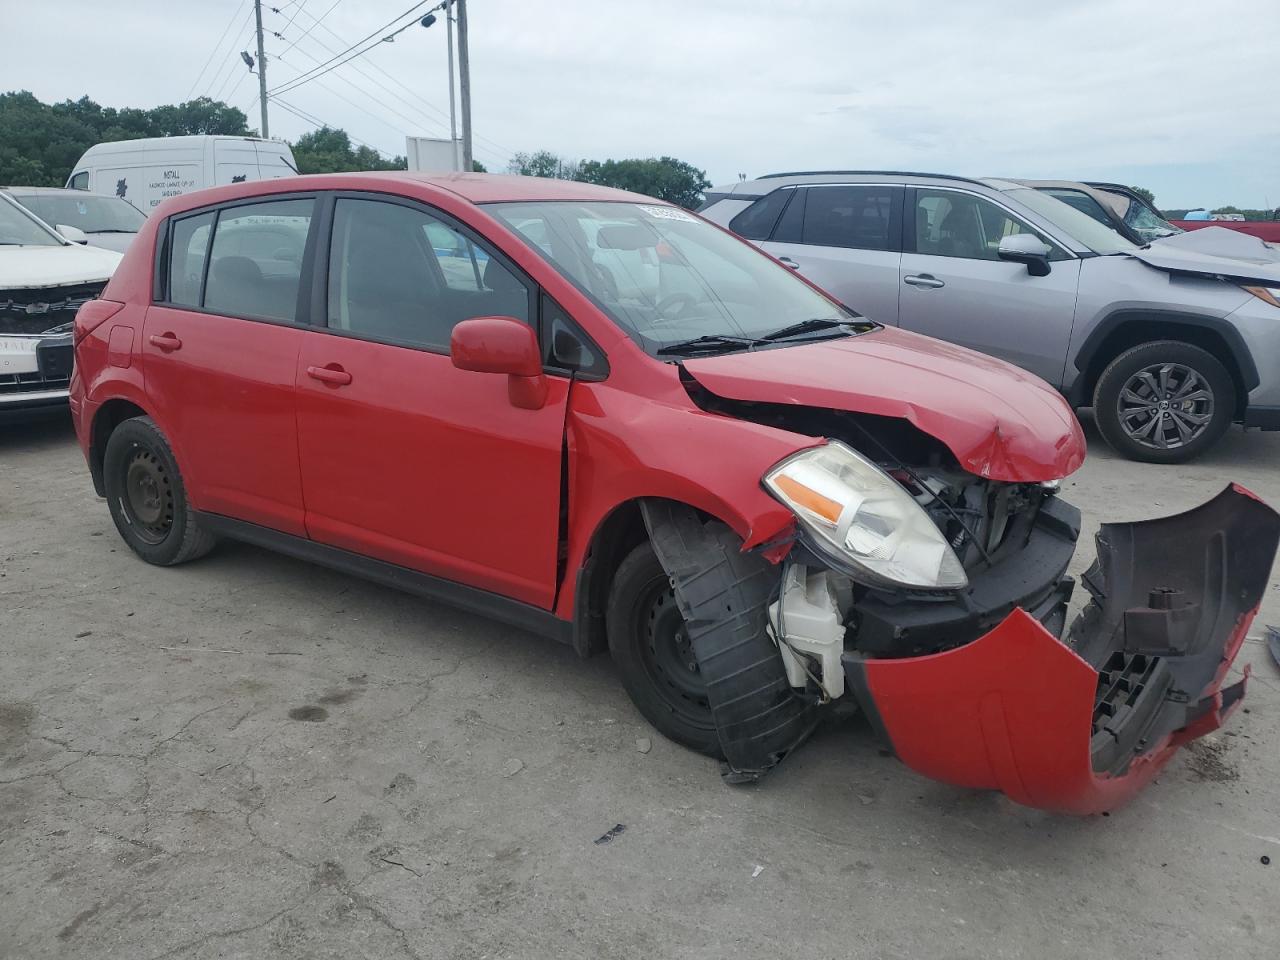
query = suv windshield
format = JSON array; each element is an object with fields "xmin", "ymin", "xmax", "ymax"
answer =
[
  {"xmin": 1113, "ymin": 193, "xmax": 1180, "ymax": 241},
  {"xmin": 1003, "ymin": 188, "xmax": 1138, "ymax": 255},
  {"xmin": 484, "ymin": 200, "xmax": 861, "ymax": 355},
  {"xmin": 0, "ymin": 195, "xmax": 62, "ymax": 246},
  {"xmin": 12, "ymin": 192, "xmax": 145, "ymax": 234}
]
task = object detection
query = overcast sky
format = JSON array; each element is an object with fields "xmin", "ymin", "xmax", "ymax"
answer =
[{"xmin": 8, "ymin": 0, "xmax": 1278, "ymax": 209}]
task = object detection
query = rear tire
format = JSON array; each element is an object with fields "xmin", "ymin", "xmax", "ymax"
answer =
[
  {"xmin": 607, "ymin": 540, "xmax": 722, "ymax": 758},
  {"xmin": 1092, "ymin": 340, "xmax": 1234, "ymax": 463},
  {"xmin": 103, "ymin": 416, "xmax": 216, "ymax": 566}
]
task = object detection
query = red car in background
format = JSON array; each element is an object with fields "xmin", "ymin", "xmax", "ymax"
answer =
[{"xmin": 69, "ymin": 172, "xmax": 1279, "ymax": 814}]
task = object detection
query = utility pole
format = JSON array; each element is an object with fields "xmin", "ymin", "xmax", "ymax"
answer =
[
  {"xmin": 445, "ymin": 0, "xmax": 458, "ymax": 159},
  {"xmin": 456, "ymin": 0, "xmax": 472, "ymax": 172},
  {"xmin": 254, "ymin": 0, "xmax": 269, "ymax": 138}
]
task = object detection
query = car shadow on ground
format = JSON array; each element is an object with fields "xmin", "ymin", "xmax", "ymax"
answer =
[{"xmin": 0, "ymin": 410, "xmax": 76, "ymax": 453}]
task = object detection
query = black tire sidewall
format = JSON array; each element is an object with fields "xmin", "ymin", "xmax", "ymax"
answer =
[
  {"xmin": 102, "ymin": 417, "xmax": 194, "ymax": 565},
  {"xmin": 1093, "ymin": 341, "xmax": 1235, "ymax": 464},
  {"xmin": 606, "ymin": 541, "xmax": 723, "ymax": 758}
]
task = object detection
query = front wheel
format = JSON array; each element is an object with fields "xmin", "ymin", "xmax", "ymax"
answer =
[
  {"xmin": 1092, "ymin": 340, "xmax": 1235, "ymax": 464},
  {"xmin": 606, "ymin": 540, "xmax": 722, "ymax": 757}
]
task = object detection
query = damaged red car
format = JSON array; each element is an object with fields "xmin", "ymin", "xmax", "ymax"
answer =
[{"xmin": 69, "ymin": 173, "xmax": 1279, "ymax": 814}]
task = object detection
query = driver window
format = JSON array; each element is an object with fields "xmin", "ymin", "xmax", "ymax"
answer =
[
  {"xmin": 914, "ymin": 190, "xmax": 1051, "ymax": 261},
  {"xmin": 166, "ymin": 211, "xmax": 214, "ymax": 307}
]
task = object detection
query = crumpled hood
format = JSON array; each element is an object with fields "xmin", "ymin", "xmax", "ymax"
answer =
[
  {"xmin": 0, "ymin": 243, "xmax": 122, "ymax": 289},
  {"xmin": 682, "ymin": 327, "xmax": 1086, "ymax": 482},
  {"xmin": 1134, "ymin": 227, "xmax": 1280, "ymax": 284}
]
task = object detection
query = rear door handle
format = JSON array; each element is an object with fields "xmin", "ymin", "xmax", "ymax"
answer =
[
  {"xmin": 904, "ymin": 274, "xmax": 945, "ymax": 288},
  {"xmin": 306, "ymin": 364, "xmax": 352, "ymax": 386},
  {"xmin": 777, "ymin": 256, "xmax": 801, "ymax": 270},
  {"xmin": 148, "ymin": 333, "xmax": 182, "ymax": 351}
]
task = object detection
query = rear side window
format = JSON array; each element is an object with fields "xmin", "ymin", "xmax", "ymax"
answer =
[
  {"xmin": 729, "ymin": 189, "xmax": 792, "ymax": 240},
  {"xmin": 167, "ymin": 212, "xmax": 215, "ymax": 308},
  {"xmin": 68, "ymin": 172, "xmax": 89, "ymax": 191},
  {"xmin": 204, "ymin": 199, "xmax": 314, "ymax": 322},
  {"xmin": 800, "ymin": 185, "xmax": 896, "ymax": 250},
  {"xmin": 326, "ymin": 198, "xmax": 530, "ymax": 352}
]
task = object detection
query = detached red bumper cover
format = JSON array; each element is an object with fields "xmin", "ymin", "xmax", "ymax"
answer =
[{"xmin": 844, "ymin": 486, "xmax": 1280, "ymax": 815}]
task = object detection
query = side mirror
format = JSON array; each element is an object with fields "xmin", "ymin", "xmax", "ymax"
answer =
[
  {"xmin": 450, "ymin": 316, "xmax": 548, "ymax": 410},
  {"xmin": 998, "ymin": 234, "xmax": 1052, "ymax": 276},
  {"xmin": 56, "ymin": 224, "xmax": 89, "ymax": 244}
]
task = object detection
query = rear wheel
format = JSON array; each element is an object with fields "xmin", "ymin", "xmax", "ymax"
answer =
[
  {"xmin": 607, "ymin": 540, "xmax": 721, "ymax": 757},
  {"xmin": 1093, "ymin": 340, "xmax": 1234, "ymax": 463},
  {"xmin": 103, "ymin": 416, "xmax": 216, "ymax": 565}
]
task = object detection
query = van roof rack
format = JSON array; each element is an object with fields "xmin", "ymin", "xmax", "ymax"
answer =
[{"xmin": 757, "ymin": 170, "xmax": 985, "ymax": 185}]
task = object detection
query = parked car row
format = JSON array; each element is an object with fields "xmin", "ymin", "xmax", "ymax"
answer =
[
  {"xmin": 699, "ymin": 171, "xmax": 1280, "ymax": 463},
  {"xmin": 67, "ymin": 171, "xmax": 1280, "ymax": 814}
]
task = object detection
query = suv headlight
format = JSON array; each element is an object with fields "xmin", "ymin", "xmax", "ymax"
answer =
[
  {"xmin": 1242, "ymin": 286, "xmax": 1280, "ymax": 309},
  {"xmin": 764, "ymin": 442, "xmax": 968, "ymax": 591}
]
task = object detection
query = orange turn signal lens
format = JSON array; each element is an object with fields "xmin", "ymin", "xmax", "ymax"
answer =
[
  {"xmin": 1243, "ymin": 286, "xmax": 1280, "ymax": 308},
  {"xmin": 773, "ymin": 474, "xmax": 843, "ymax": 524}
]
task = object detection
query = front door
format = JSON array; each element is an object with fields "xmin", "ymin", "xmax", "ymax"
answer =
[
  {"xmin": 143, "ymin": 197, "xmax": 316, "ymax": 535},
  {"xmin": 897, "ymin": 187, "xmax": 1081, "ymax": 387},
  {"xmin": 295, "ymin": 195, "xmax": 569, "ymax": 609}
]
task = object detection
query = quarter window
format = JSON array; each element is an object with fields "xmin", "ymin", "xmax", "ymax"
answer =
[
  {"xmin": 167, "ymin": 211, "xmax": 215, "ymax": 308},
  {"xmin": 800, "ymin": 186, "xmax": 895, "ymax": 250},
  {"xmin": 729, "ymin": 189, "xmax": 792, "ymax": 240},
  {"xmin": 68, "ymin": 172, "xmax": 89, "ymax": 191},
  {"xmin": 913, "ymin": 190, "xmax": 1056, "ymax": 260},
  {"xmin": 203, "ymin": 199, "xmax": 314, "ymax": 322},
  {"xmin": 326, "ymin": 198, "xmax": 530, "ymax": 351}
]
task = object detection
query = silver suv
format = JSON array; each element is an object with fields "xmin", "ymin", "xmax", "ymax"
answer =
[{"xmin": 700, "ymin": 172, "xmax": 1280, "ymax": 463}]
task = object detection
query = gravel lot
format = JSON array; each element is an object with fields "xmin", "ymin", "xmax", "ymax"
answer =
[{"xmin": 2, "ymin": 414, "xmax": 1278, "ymax": 959}]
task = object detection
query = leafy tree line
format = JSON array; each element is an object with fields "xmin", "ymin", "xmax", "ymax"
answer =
[
  {"xmin": 0, "ymin": 91, "xmax": 406, "ymax": 185},
  {"xmin": 508, "ymin": 150, "xmax": 712, "ymax": 210}
]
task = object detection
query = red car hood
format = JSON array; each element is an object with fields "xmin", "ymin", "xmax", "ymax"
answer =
[{"xmin": 682, "ymin": 327, "xmax": 1085, "ymax": 482}]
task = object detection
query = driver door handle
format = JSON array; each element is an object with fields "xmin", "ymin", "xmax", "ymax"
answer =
[
  {"xmin": 777, "ymin": 256, "xmax": 801, "ymax": 270},
  {"xmin": 306, "ymin": 364, "xmax": 353, "ymax": 386},
  {"xmin": 148, "ymin": 333, "xmax": 183, "ymax": 351},
  {"xmin": 904, "ymin": 274, "xmax": 945, "ymax": 288}
]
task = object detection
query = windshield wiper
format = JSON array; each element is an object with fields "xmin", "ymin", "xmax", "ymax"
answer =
[
  {"xmin": 87, "ymin": 229, "xmax": 135, "ymax": 234},
  {"xmin": 761, "ymin": 317, "xmax": 859, "ymax": 342},
  {"xmin": 655, "ymin": 334, "xmax": 768, "ymax": 356}
]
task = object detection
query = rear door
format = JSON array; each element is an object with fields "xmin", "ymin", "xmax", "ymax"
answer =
[
  {"xmin": 143, "ymin": 195, "xmax": 317, "ymax": 534},
  {"xmin": 897, "ymin": 187, "xmax": 1081, "ymax": 387},
  {"xmin": 759, "ymin": 184, "xmax": 903, "ymax": 324},
  {"xmin": 294, "ymin": 194, "xmax": 569, "ymax": 608}
]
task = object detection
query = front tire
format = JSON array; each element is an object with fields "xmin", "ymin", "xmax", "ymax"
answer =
[
  {"xmin": 102, "ymin": 416, "xmax": 216, "ymax": 565},
  {"xmin": 1092, "ymin": 340, "xmax": 1234, "ymax": 463},
  {"xmin": 607, "ymin": 540, "xmax": 722, "ymax": 758}
]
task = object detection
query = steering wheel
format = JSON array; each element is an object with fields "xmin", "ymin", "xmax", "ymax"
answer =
[{"xmin": 653, "ymin": 291, "xmax": 699, "ymax": 325}]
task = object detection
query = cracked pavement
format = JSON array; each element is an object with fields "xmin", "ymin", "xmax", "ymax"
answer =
[{"xmin": 2, "ymin": 416, "xmax": 1279, "ymax": 959}]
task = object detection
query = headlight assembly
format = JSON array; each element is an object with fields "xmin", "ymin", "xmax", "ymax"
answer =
[
  {"xmin": 1242, "ymin": 285, "xmax": 1280, "ymax": 309},
  {"xmin": 763, "ymin": 442, "xmax": 968, "ymax": 591}
]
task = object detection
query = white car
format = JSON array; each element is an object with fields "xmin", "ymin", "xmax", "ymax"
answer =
[
  {"xmin": 1, "ymin": 193, "xmax": 121, "ymax": 418},
  {"xmin": 2, "ymin": 186, "xmax": 146, "ymax": 253}
]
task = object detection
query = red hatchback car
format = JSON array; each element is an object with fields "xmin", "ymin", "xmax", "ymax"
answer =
[{"xmin": 71, "ymin": 172, "xmax": 1278, "ymax": 814}]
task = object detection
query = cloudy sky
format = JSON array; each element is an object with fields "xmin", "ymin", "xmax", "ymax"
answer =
[{"xmin": 8, "ymin": 0, "xmax": 1278, "ymax": 209}]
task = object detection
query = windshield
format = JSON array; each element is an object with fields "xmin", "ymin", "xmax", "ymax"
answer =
[
  {"xmin": 1003, "ymin": 188, "xmax": 1138, "ymax": 255},
  {"xmin": 0, "ymin": 195, "xmax": 62, "ymax": 246},
  {"xmin": 12, "ymin": 193, "xmax": 145, "ymax": 234},
  {"xmin": 1116, "ymin": 195, "xmax": 1180, "ymax": 241},
  {"xmin": 483, "ymin": 200, "xmax": 861, "ymax": 355}
]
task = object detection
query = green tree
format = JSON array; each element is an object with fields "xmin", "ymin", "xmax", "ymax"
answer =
[
  {"xmin": 575, "ymin": 156, "xmax": 711, "ymax": 209},
  {"xmin": 508, "ymin": 150, "xmax": 578, "ymax": 179},
  {"xmin": 289, "ymin": 126, "xmax": 405, "ymax": 174}
]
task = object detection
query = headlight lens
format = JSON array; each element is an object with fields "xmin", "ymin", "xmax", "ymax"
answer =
[
  {"xmin": 764, "ymin": 442, "xmax": 968, "ymax": 590},
  {"xmin": 1242, "ymin": 286, "xmax": 1280, "ymax": 309}
]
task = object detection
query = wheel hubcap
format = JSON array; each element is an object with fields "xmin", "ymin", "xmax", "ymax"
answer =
[
  {"xmin": 1116, "ymin": 362, "xmax": 1214, "ymax": 450},
  {"xmin": 644, "ymin": 585, "xmax": 711, "ymax": 713},
  {"xmin": 123, "ymin": 447, "xmax": 174, "ymax": 543}
]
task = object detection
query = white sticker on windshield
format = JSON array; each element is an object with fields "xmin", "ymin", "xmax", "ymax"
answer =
[{"xmin": 639, "ymin": 205, "xmax": 696, "ymax": 222}]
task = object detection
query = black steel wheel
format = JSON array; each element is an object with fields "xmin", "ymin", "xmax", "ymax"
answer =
[{"xmin": 102, "ymin": 416, "xmax": 217, "ymax": 565}]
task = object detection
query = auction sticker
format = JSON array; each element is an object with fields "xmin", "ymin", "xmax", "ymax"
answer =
[{"xmin": 639, "ymin": 205, "xmax": 696, "ymax": 222}]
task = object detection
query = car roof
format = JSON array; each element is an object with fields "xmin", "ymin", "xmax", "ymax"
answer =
[
  {"xmin": 710, "ymin": 171, "xmax": 1017, "ymax": 198},
  {"xmin": 1, "ymin": 186, "xmax": 124, "ymax": 199},
  {"xmin": 1010, "ymin": 179, "xmax": 1129, "ymax": 218},
  {"xmin": 151, "ymin": 171, "xmax": 660, "ymax": 218}
]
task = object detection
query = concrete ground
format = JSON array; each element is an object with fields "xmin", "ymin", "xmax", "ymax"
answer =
[{"xmin": 2, "ymin": 414, "xmax": 1278, "ymax": 960}]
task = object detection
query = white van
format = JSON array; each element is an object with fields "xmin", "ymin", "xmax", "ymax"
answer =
[{"xmin": 65, "ymin": 136, "xmax": 298, "ymax": 212}]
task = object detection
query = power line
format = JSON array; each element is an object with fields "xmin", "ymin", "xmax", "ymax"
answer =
[
  {"xmin": 270, "ymin": 96, "xmax": 395, "ymax": 158},
  {"xmin": 187, "ymin": 0, "xmax": 251, "ymax": 100},
  {"xmin": 267, "ymin": 0, "xmax": 439, "ymax": 97},
  {"xmin": 278, "ymin": 0, "xmax": 340, "ymax": 54},
  {"xmin": 207, "ymin": 14, "xmax": 258, "ymax": 101}
]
